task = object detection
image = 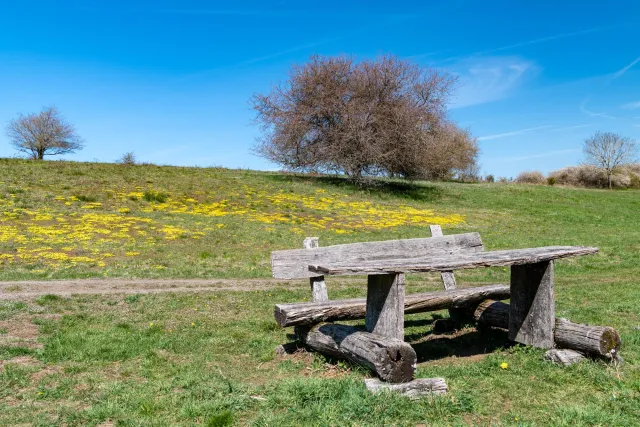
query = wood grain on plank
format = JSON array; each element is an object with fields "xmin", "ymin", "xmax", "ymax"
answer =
[
  {"xmin": 509, "ymin": 261, "xmax": 555, "ymax": 348},
  {"xmin": 272, "ymin": 233, "xmax": 484, "ymax": 279},
  {"xmin": 303, "ymin": 237, "xmax": 329, "ymax": 302},
  {"xmin": 429, "ymin": 225, "xmax": 457, "ymax": 290},
  {"xmin": 309, "ymin": 246, "xmax": 598, "ymax": 276},
  {"xmin": 365, "ymin": 273, "xmax": 405, "ymax": 340}
]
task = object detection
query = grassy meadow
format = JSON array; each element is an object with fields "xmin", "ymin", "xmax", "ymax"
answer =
[{"xmin": 1, "ymin": 158, "xmax": 639, "ymax": 425}]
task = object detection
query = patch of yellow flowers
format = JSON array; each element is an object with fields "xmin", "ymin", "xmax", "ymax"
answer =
[{"xmin": 0, "ymin": 183, "xmax": 463, "ymax": 271}]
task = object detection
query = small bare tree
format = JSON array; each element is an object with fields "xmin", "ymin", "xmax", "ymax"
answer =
[
  {"xmin": 583, "ymin": 131, "xmax": 637, "ymax": 189},
  {"xmin": 5, "ymin": 107, "xmax": 84, "ymax": 160}
]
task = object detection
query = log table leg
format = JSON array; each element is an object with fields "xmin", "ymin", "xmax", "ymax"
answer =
[
  {"xmin": 365, "ymin": 273, "xmax": 405, "ymax": 340},
  {"xmin": 509, "ymin": 261, "xmax": 555, "ymax": 349}
]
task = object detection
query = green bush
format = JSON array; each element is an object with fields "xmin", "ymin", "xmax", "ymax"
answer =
[{"xmin": 547, "ymin": 176, "xmax": 556, "ymax": 186}]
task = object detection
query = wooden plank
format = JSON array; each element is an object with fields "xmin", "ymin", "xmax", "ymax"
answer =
[
  {"xmin": 509, "ymin": 261, "xmax": 555, "ymax": 348},
  {"xmin": 274, "ymin": 284, "xmax": 510, "ymax": 327},
  {"xmin": 544, "ymin": 349, "xmax": 586, "ymax": 366},
  {"xmin": 365, "ymin": 378, "xmax": 448, "ymax": 397},
  {"xmin": 309, "ymin": 246, "xmax": 599, "ymax": 276},
  {"xmin": 295, "ymin": 323, "xmax": 416, "ymax": 383},
  {"xmin": 271, "ymin": 233, "xmax": 484, "ymax": 279},
  {"xmin": 365, "ymin": 273, "xmax": 404, "ymax": 340},
  {"xmin": 303, "ymin": 237, "xmax": 328, "ymax": 302},
  {"xmin": 429, "ymin": 225, "xmax": 457, "ymax": 290}
]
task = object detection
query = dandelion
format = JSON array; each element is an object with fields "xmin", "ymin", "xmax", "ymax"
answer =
[
  {"xmin": 500, "ymin": 362, "xmax": 509, "ymax": 369},
  {"xmin": 191, "ymin": 322, "xmax": 195, "ymax": 327},
  {"xmin": 149, "ymin": 322, "xmax": 153, "ymax": 327}
]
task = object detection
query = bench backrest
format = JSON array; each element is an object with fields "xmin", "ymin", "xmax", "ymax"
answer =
[{"xmin": 271, "ymin": 232, "xmax": 484, "ymax": 279}]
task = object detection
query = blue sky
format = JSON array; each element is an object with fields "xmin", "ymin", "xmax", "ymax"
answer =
[{"xmin": 1, "ymin": 0, "xmax": 639, "ymax": 177}]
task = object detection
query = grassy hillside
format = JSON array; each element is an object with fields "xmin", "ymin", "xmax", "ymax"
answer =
[
  {"xmin": 1, "ymin": 158, "xmax": 639, "ymax": 283},
  {"xmin": 1, "ymin": 158, "xmax": 639, "ymax": 425}
]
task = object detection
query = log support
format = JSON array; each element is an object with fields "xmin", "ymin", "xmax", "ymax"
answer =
[
  {"xmin": 509, "ymin": 261, "xmax": 555, "ymax": 349},
  {"xmin": 303, "ymin": 237, "xmax": 328, "ymax": 302},
  {"xmin": 365, "ymin": 273, "xmax": 405, "ymax": 340},
  {"xmin": 468, "ymin": 299, "xmax": 621, "ymax": 358},
  {"xmin": 295, "ymin": 323, "xmax": 416, "ymax": 383}
]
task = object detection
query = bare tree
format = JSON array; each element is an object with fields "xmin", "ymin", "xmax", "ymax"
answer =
[
  {"xmin": 5, "ymin": 107, "xmax": 84, "ymax": 160},
  {"xmin": 252, "ymin": 55, "xmax": 477, "ymax": 182},
  {"xmin": 583, "ymin": 131, "xmax": 637, "ymax": 189}
]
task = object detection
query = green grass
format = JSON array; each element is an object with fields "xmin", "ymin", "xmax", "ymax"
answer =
[{"xmin": 0, "ymin": 158, "xmax": 639, "ymax": 425}]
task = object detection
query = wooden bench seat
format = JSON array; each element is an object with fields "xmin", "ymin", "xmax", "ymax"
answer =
[{"xmin": 275, "ymin": 284, "xmax": 510, "ymax": 327}]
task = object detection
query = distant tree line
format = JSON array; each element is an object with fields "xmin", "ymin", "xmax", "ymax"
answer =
[{"xmin": 252, "ymin": 55, "xmax": 478, "ymax": 182}]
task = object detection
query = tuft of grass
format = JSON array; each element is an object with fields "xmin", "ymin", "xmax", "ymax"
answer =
[
  {"xmin": 35, "ymin": 294, "xmax": 63, "ymax": 305},
  {"xmin": 143, "ymin": 189, "xmax": 169, "ymax": 203},
  {"xmin": 206, "ymin": 411, "xmax": 233, "ymax": 427},
  {"xmin": 74, "ymin": 194, "xmax": 98, "ymax": 202},
  {"xmin": 125, "ymin": 294, "xmax": 141, "ymax": 304}
]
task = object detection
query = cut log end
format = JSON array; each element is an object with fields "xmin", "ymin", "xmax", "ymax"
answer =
[{"xmin": 364, "ymin": 378, "xmax": 448, "ymax": 398}]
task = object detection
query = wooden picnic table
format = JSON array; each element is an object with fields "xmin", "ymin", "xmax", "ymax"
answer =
[{"xmin": 309, "ymin": 246, "xmax": 599, "ymax": 349}]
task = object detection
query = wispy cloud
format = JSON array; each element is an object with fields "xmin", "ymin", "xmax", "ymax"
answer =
[
  {"xmin": 430, "ymin": 27, "xmax": 601, "ymax": 64},
  {"xmin": 450, "ymin": 56, "xmax": 538, "ymax": 108},
  {"xmin": 493, "ymin": 149, "xmax": 581, "ymax": 162},
  {"xmin": 621, "ymin": 101, "xmax": 640, "ymax": 109},
  {"xmin": 477, "ymin": 27, "xmax": 601, "ymax": 56},
  {"xmin": 551, "ymin": 124, "xmax": 593, "ymax": 132},
  {"xmin": 477, "ymin": 125, "xmax": 553, "ymax": 141},
  {"xmin": 238, "ymin": 38, "xmax": 341, "ymax": 66},
  {"xmin": 579, "ymin": 98, "xmax": 616, "ymax": 119},
  {"xmin": 611, "ymin": 55, "xmax": 640, "ymax": 80}
]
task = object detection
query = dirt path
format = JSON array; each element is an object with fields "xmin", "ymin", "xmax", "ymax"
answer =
[{"xmin": 0, "ymin": 278, "xmax": 368, "ymax": 300}]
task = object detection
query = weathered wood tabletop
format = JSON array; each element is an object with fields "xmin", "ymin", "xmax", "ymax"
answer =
[
  {"xmin": 308, "ymin": 246, "xmax": 598, "ymax": 275},
  {"xmin": 307, "ymin": 245, "xmax": 599, "ymax": 349}
]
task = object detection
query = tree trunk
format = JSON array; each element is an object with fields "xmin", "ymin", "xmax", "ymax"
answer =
[
  {"xmin": 295, "ymin": 323, "xmax": 416, "ymax": 383},
  {"xmin": 608, "ymin": 172, "xmax": 612, "ymax": 189}
]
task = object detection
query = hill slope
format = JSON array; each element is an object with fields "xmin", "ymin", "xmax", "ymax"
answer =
[{"xmin": 1, "ymin": 158, "xmax": 639, "ymax": 284}]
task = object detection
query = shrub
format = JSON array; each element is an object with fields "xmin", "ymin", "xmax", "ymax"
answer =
[
  {"xmin": 515, "ymin": 171, "xmax": 545, "ymax": 184},
  {"xmin": 548, "ymin": 165, "xmax": 634, "ymax": 188},
  {"xmin": 547, "ymin": 176, "xmax": 556, "ymax": 186},
  {"xmin": 485, "ymin": 174, "xmax": 495, "ymax": 183},
  {"xmin": 118, "ymin": 152, "xmax": 137, "ymax": 165}
]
